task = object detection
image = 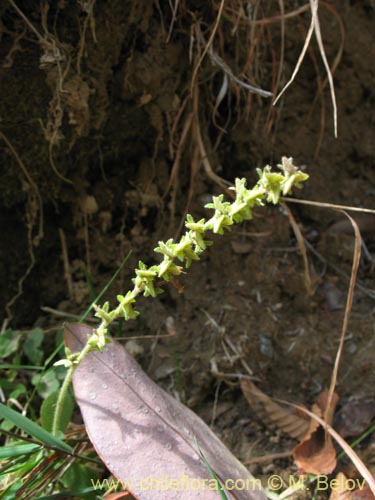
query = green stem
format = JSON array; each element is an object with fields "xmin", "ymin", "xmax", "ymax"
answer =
[{"xmin": 52, "ymin": 342, "xmax": 93, "ymax": 436}]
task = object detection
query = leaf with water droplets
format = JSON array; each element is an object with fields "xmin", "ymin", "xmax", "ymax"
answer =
[{"xmin": 63, "ymin": 323, "xmax": 266, "ymax": 500}]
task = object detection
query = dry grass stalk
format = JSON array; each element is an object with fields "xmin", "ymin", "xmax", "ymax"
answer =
[{"xmin": 325, "ymin": 212, "xmax": 362, "ymax": 423}]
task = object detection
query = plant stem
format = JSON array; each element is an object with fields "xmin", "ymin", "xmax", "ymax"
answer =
[{"xmin": 52, "ymin": 342, "xmax": 93, "ymax": 436}]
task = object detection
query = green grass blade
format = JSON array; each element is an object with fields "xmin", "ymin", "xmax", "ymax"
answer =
[
  {"xmin": 194, "ymin": 437, "xmax": 229, "ymax": 500},
  {"xmin": 0, "ymin": 364, "xmax": 44, "ymax": 370},
  {"xmin": 79, "ymin": 250, "xmax": 131, "ymax": 322},
  {"xmin": 83, "ymin": 264, "xmax": 97, "ymax": 302},
  {"xmin": 0, "ymin": 403, "xmax": 72, "ymax": 453},
  {"xmin": 0, "ymin": 443, "xmax": 42, "ymax": 459},
  {"xmin": 35, "ymin": 486, "xmax": 100, "ymax": 500},
  {"xmin": 337, "ymin": 420, "xmax": 375, "ymax": 460}
]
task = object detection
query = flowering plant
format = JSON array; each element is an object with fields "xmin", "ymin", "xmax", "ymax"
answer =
[{"xmin": 52, "ymin": 157, "xmax": 308, "ymax": 435}]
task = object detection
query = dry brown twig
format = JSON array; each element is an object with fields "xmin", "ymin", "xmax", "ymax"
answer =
[
  {"xmin": 281, "ymin": 202, "xmax": 313, "ymax": 296},
  {"xmin": 281, "ymin": 197, "xmax": 375, "ymax": 214},
  {"xmin": 324, "ymin": 213, "xmax": 362, "ymax": 423}
]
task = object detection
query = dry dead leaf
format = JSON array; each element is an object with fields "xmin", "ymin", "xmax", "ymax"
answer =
[
  {"xmin": 352, "ymin": 485, "xmax": 375, "ymax": 500},
  {"xmin": 329, "ymin": 473, "xmax": 354, "ymax": 500},
  {"xmin": 240, "ymin": 379, "xmax": 309, "ymax": 440},
  {"xmin": 293, "ymin": 390, "xmax": 339, "ymax": 475},
  {"xmin": 335, "ymin": 398, "xmax": 375, "ymax": 438}
]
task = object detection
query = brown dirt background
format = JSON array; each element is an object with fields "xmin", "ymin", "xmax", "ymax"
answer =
[{"xmin": 0, "ymin": 0, "xmax": 374, "ymax": 489}]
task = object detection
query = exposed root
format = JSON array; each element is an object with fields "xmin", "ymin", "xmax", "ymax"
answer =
[
  {"xmin": 0, "ymin": 131, "xmax": 44, "ymax": 329},
  {"xmin": 163, "ymin": 111, "xmax": 194, "ymax": 199},
  {"xmin": 76, "ymin": 0, "xmax": 97, "ymax": 75},
  {"xmin": 9, "ymin": 0, "xmax": 97, "ymax": 183},
  {"xmin": 190, "ymin": 0, "xmax": 226, "ymax": 92},
  {"xmin": 193, "ymin": 84, "xmax": 232, "ymax": 191},
  {"xmin": 2, "ymin": 26, "xmax": 26, "ymax": 68},
  {"xmin": 272, "ymin": 1, "xmax": 318, "ymax": 108},
  {"xmin": 311, "ymin": 0, "xmax": 338, "ymax": 137},
  {"xmin": 273, "ymin": 0, "xmax": 338, "ymax": 137},
  {"xmin": 58, "ymin": 228, "xmax": 74, "ymax": 300},
  {"xmin": 224, "ymin": 3, "xmax": 311, "ymax": 26},
  {"xmin": 174, "ymin": 143, "xmax": 200, "ymax": 240},
  {"xmin": 166, "ymin": 0, "xmax": 180, "ymax": 43}
]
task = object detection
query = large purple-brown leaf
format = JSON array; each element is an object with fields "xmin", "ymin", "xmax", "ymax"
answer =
[{"xmin": 64, "ymin": 323, "xmax": 266, "ymax": 500}]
